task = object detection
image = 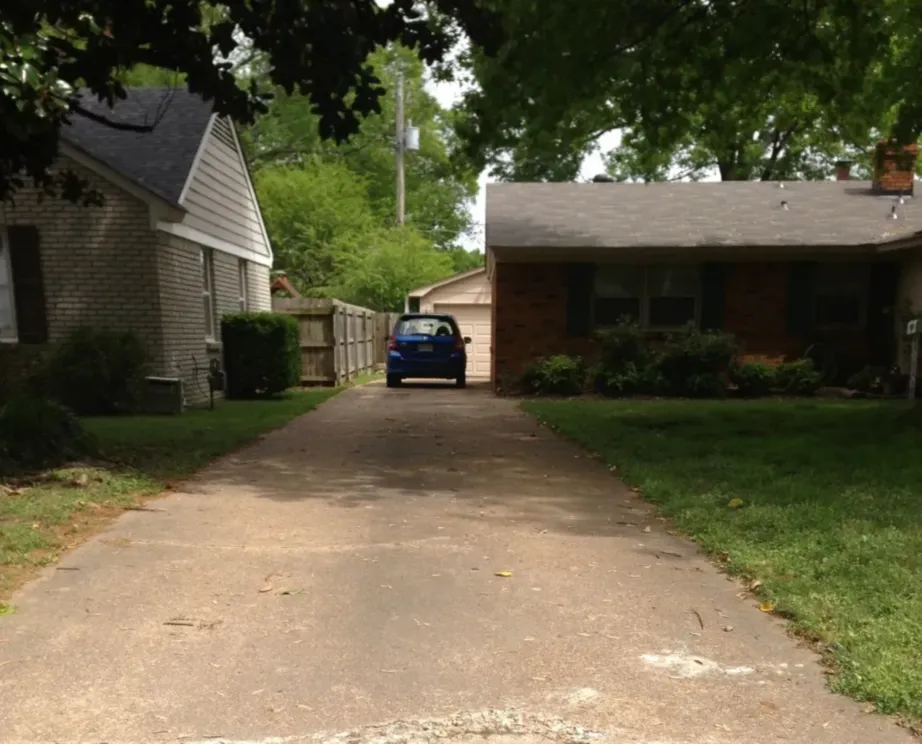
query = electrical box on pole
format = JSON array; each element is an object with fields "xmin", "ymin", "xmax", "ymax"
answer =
[{"xmin": 404, "ymin": 123, "xmax": 420, "ymax": 151}]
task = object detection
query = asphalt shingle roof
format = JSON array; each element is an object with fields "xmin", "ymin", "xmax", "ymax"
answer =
[
  {"xmin": 61, "ymin": 87, "xmax": 215, "ymax": 205},
  {"xmin": 486, "ymin": 181, "xmax": 922, "ymax": 249}
]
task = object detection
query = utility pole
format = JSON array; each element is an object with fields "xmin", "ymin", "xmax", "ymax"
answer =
[{"xmin": 395, "ymin": 71, "xmax": 405, "ymax": 226}]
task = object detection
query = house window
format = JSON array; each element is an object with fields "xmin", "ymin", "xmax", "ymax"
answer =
[
  {"xmin": 202, "ymin": 248, "xmax": 216, "ymax": 340},
  {"xmin": 238, "ymin": 259, "xmax": 248, "ymax": 311},
  {"xmin": 594, "ymin": 264, "xmax": 700, "ymax": 329},
  {"xmin": 0, "ymin": 231, "xmax": 16, "ymax": 342},
  {"xmin": 813, "ymin": 263, "xmax": 867, "ymax": 330}
]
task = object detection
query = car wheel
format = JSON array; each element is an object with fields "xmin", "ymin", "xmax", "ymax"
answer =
[
  {"xmin": 386, "ymin": 375, "xmax": 401, "ymax": 388},
  {"xmin": 455, "ymin": 374, "xmax": 466, "ymax": 389}
]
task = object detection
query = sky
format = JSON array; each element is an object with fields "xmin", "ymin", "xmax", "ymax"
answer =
[{"xmin": 426, "ymin": 76, "xmax": 622, "ymax": 252}]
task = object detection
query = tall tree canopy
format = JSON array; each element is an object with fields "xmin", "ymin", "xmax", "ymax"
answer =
[
  {"xmin": 250, "ymin": 46, "xmax": 481, "ymax": 310},
  {"xmin": 0, "ymin": 0, "xmax": 502, "ymax": 201},
  {"xmin": 7, "ymin": 0, "xmax": 922, "ymax": 196},
  {"xmin": 453, "ymin": 0, "xmax": 919, "ymax": 183},
  {"xmin": 243, "ymin": 46, "xmax": 478, "ymax": 251}
]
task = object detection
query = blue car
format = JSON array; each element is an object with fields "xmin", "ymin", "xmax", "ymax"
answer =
[{"xmin": 386, "ymin": 313, "xmax": 471, "ymax": 388}]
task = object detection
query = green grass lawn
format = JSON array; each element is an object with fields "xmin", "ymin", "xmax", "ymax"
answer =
[
  {"xmin": 524, "ymin": 398, "xmax": 922, "ymax": 724},
  {"xmin": 0, "ymin": 388, "xmax": 338, "ymax": 601}
]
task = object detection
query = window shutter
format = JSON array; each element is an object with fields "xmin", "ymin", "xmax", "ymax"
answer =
[
  {"xmin": 867, "ymin": 262, "xmax": 900, "ymax": 366},
  {"xmin": 785, "ymin": 261, "xmax": 815, "ymax": 336},
  {"xmin": 699, "ymin": 263, "xmax": 726, "ymax": 330},
  {"xmin": 565, "ymin": 263, "xmax": 593, "ymax": 337},
  {"xmin": 7, "ymin": 226, "xmax": 48, "ymax": 344}
]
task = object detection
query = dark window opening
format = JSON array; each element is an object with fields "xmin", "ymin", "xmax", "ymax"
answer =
[
  {"xmin": 649, "ymin": 296, "xmax": 697, "ymax": 328},
  {"xmin": 815, "ymin": 295, "xmax": 862, "ymax": 328},
  {"xmin": 594, "ymin": 297, "xmax": 640, "ymax": 326}
]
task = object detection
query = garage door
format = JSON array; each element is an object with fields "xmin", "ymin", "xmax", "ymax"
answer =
[{"xmin": 434, "ymin": 303, "xmax": 492, "ymax": 378}]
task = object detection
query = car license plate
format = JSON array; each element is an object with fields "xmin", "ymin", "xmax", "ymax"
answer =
[{"xmin": 417, "ymin": 343, "xmax": 434, "ymax": 353}]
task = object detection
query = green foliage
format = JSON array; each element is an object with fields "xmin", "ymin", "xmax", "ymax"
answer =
[
  {"xmin": 334, "ymin": 228, "xmax": 455, "ymax": 312},
  {"xmin": 0, "ymin": 1, "xmax": 502, "ymax": 202},
  {"xmin": 221, "ymin": 313, "xmax": 300, "ymax": 399},
  {"xmin": 249, "ymin": 47, "xmax": 474, "ymax": 308},
  {"xmin": 0, "ymin": 397, "xmax": 92, "ymax": 473},
  {"xmin": 596, "ymin": 322, "xmax": 651, "ymax": 372},
  {"xmin": 730, "ymin": 361, "xmax": 777, "ymax": 398},
  {"xmin": 246, "ymin": 47, "xmax": 478, "ymax": 253},
  {"xmin": 255, "ymin": 162, "xmax": 379, "ymax": 294},
  {"xmin": 520, "ymin": 355, "xmax": 585, "ymax": 396},
  {"xmin": 657, "ymin": 326, "xmax": 737, "ymax": 397},
  {"xmin": 776, "ymin": 359, "xmax": 823, "ymax": 396},
  {"xmin": 593, "ymin": 322, "xmax": 658, "ymax": 396},
  {"xmin": 454, "ymin": 0, "xmax": 911, "ymax": 184},
  {"xmin": 42, "ymin": 328, "xmax": 148, "ymax": 415}
]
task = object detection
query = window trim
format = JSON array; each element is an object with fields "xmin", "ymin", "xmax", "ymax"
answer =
[
  {"xmin": 0, "ymin": 229, "xmax": 17, "ymax": 343},
  {"xmin": 202, "ymin": 248, "xmax": 216, "ymax": 341},
  {"xmin": 238, "ymin": 259, "xmax": 248, "ymax": 312},
  {"xmin": 811, "ymin": 264, "xmax": 868, "ymax": 332},
  {"xmin": 592, "ymin": 264, "xmax": 702, "ymax": 331}
]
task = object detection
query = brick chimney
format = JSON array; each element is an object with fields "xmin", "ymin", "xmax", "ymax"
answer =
[
  {"xmin": 873, "ymin": 141, "xmax": 918, "ymax": 195},
  {"xmin": 835, "ymin": 159, "xmax": 852, "ymax": 181}
]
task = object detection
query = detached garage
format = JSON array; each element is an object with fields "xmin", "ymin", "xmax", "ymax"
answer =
[{"xmin": 407, "ymin": 268, "xmax": 492, "ymax": 378}]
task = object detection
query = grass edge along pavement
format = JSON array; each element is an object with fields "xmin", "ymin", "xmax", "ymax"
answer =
[
  {"xmin": 523, "ymin": 397, "xmax": 922, "ymax": 730},
  {"xmin": 0, "ymin": 387, "xmax": 342, "ymax": 605}
]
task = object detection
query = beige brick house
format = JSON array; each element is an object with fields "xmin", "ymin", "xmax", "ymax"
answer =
[{"xmin": 0, "ymin": 87, "xmax": 273, "ymax": 405}]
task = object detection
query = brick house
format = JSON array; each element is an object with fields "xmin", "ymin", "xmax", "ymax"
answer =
[
  {"xmin": 486, "ymin": 142, "xmax": 922, "ymax": 389},
  {"xmin": 0, "ymin": 87, "xmax": 273, "ymax": 405}
]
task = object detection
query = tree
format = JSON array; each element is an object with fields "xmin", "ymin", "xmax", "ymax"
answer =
[
  {"xmin": 243, "ymin": 45, "xmax": 478, "ymax": 251},
  {"xmin": 254, "ymin": 142, "xmax": 467, "ymax": 308},
  {"xmin": 254, "ymin": 162, "xmax": 378, "ymax": 294},
  {"xmin": 452, "ymin": 0, "xmax": 910, "ymax": 182},
  {"xmin": 334, "ymin": 228, "xmax": 455, "ymax": 312},
  {"xmin": 0, "ymin": 0, "xmax": 503, "ymax": 202},
  {"xmin": 604, "ymin": 79, "xmax": 871, "ymax": 183}
]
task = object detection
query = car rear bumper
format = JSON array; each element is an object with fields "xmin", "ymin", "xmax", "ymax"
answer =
[{"xmin": 387, "ymin": 352, "xmax": 465, "ymax": 379}]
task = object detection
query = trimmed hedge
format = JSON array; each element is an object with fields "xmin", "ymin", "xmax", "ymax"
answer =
[{"xmin": 222, "ymin": 312, "xmax": 301, "ymax": 399}]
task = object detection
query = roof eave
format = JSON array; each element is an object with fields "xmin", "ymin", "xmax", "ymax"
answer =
[
  {"xmin": 488, "ymin": 242, "xmax": 887, "ymax": 262},
  {"xmin": 59, "ymin": 140, "xmax": 183, "ymax": 221},
  {"xmin": 875, "ymin": 232, "xmax": 922, "ymax": 254},
  {"xmin": 407, "ymin": 266, "xmax": 486, "ymax": 298}
]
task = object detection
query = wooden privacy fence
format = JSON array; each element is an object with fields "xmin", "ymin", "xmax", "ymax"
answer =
[{"xmin": 272, "ymin": 298, "xmax": 400, "ymax": 385}]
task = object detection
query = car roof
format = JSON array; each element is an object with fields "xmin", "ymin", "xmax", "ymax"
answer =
[{"xmin": 399, "ymin": 313, "xmax": 455, "ymax": 320}]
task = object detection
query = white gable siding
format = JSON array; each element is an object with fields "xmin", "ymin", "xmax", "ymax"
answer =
[
  {"xmin": 179, "ymin": 116, "xmax": 270, "ymax": 260},
  {"xmin": 418, "ymin": 270, "xmax": 491, "ymax": 312}
]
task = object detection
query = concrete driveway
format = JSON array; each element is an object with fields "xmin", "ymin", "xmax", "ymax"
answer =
[{"xmin": 0, "ymin": 382, "xmax": 912, "ymax": 744}]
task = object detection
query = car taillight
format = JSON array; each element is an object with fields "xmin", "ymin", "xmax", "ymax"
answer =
[
  {"xmin": 454, "ymin": 337, "xmax": 465, "ymax": 351},
  {"xmin": 388, "ymin": 336, "xmax": 398, "ymax": 351}
]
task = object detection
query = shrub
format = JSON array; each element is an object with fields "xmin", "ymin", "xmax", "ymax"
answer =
[
  {"xmin": 520, "ymin": 355, "xmax": 584, "ymax": 396},
  {"xmin": 222, "ymin": 312, "xmax": 301, "ymax": 399},
  {"xmin": 596, "ymin": 322, "xmax": 651, "ymax": 372},
  {"xmin": 596, "ymin": 361, "xmax": 665, "ymax": 397},
  {"xmin": 0, "ymin": 397, "xmax": 92, "ymax": 473},
  {"xmin": 594, "ymin": 322, "xmax": 658, "ymax": 396},
  {"xmin": 42, "ymin": 327, "xmax": 148, "ymax": 415},
  {"xmin": 730, "ymin": 361, "xmax": 777, "ymax": 397},
  {"xmin": 656, "ymin": 326, "xmax": 738, "ymax": 397},
  {"xmin": 683, "ymin": 372, "xmax": 727, "ymax": 398},
  {"xmin": 776, "ymin": 359, "xmax": 823, "ymax": 396}
]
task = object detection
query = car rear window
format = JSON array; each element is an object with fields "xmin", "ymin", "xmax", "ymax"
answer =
[{"xmin": 395, "ymin": 316, "xmax": 457, "ymax": 337}]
